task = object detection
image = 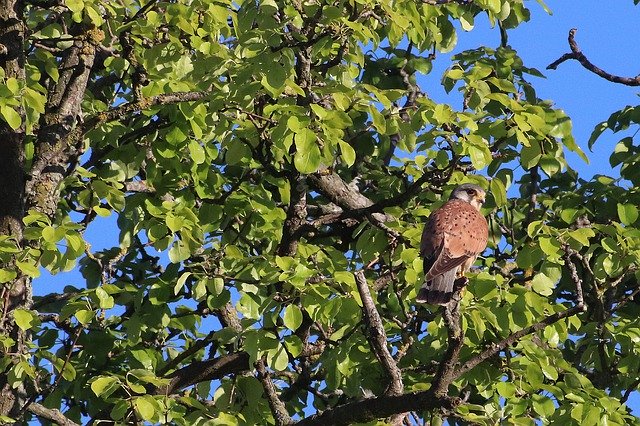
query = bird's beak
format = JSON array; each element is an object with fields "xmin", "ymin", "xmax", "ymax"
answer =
[{"xmin": 478, "ymin": 195, "xmax": 486, "ymax": 205}]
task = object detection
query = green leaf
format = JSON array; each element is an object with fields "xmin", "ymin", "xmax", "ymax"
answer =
[
  {"xmin": 532, "ymin": 394, "xmax": 555, "ymax": 417},
  {"xmin": 65, "ymin": 0, "xmax": 84, "ymax": 13},
  {"xmin": 95, "ymin": 287, "xmax": 115, "ymax": 309},
  {"xmin": 237, "ymin": 293, "xmax": 260, "ymax": 320},
  {"xmin": 520, "ymin": 143, "xmax": 542, "ymax": 169},
  {"xmin": 531, "ymin": 273, "xmax": 554, "ymax": 296},
  {"xmin": 339, "ymin": 141, "xmax": 356, "ymax": 167},
  {"xmin": 0, "ymin": 269, "xmax": 17, "ymax": 283},
  {"xmin": 0, "ymin": 105, "xmax": 22, "ymax": 130},
  {"xmin": 75, "ymin": 310, "xmax": 94, "ymax": 325},
  {"xmin": 16, "ymin": 261, "xmax": 40, "ymax": 278},
  {"xmin": 490, "ymin": 179, "xmax": 507, "ymax": 207},
  {"xmin": 293, "ymin": 129, "xmax": 321, "ymax": 174},
  {"xmin": 568, "ymin": 228, "xmax": 595, "ymax": 247},
  {"xmin": 268, "ymin": 344, "xmax": 289, "ymax": 371},
  {"xmin": 134, "ymin": 396, "xmax": 157, "ymax": 422},
  {"xmin": 13, "ymin": 309, "xmax": 37, "ymax": 331},
  {"xmin": 617, "ymin": 203, "xmax": 638, "ymax": 225},
  {"xmin": 188, "ymin": 140, "xmax": 206, "ymax": 164},
  {"xmin": 283, "ymin": 305, "xmax": 303, "ymax": 331},
  {"xmin": 168, "ymin": 240, "xmax": 190, "ymax": 263},
  {"xmin": 91, "ymin": 376, "xmax": 119, "ymax": 397}
]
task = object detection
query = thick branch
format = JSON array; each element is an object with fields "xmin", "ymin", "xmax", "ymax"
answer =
[
  {"xmin": 26, "ymin": 402, "xmax": 80, "ymax": 426},
  {"xmin": 277, "ymin": 175, "xmax": 307, "ymax": 257},
  {"xmin": 547, "ymin": 29, "xmax": 640, "ymax": 86},
  {"xmin": 294, "ymin": 391, "xmax": 453, "ymax": 426},
  {"xmin": 430, "ymin": 293, "xmax": 464, "ymax": 396},
  {"xmin": 155, "ymin": 352, "xmax": 250, "ymax": 395},
  {"xmin": 81, "ymin": 89, "xmax": 212, "ymax": 135},
  {"xmin": 354, "ymin": 270, "xmax": 403, "ymax": 396},
  {"xmin": 256, "ymin": 359, "xmax": 293, "ymax": 426}
]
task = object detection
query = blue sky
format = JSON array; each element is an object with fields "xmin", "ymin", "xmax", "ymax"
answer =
[
  {"xmin": 437, "ymin": 1, "xmax": 640, "ymax": 177},
  {"xmin": 33, "ymin": 0, "xmax": 640, "ymax": 419}
]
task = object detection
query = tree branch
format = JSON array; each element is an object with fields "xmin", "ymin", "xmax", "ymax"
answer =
[
  {"xmin": 277, "ymin": 175, "xmax": 308, "ymax": 257},
  {"xmin": 456, "ymin": 249, "xmax": 586, "ymax": 378},
  {"xmin": 26, "ymin": 402, "xmax": 80, "ymax": 426},
  {"xmin": 456, "ymin": 304, "xmax": 584, "ymax": 377},
  {"xmin": 430, "ymin": 292, "xmax": 464, "ymax": 396},
  {"xmin": 547, "ymin": 28, "xmax": 640, "ymax": 86},
  {"xmin": 354, "ymin": 270, "xmax": 404, "ymax": 396},
  {"xmin": 81, "ymin": 89, "xmax": 213, "ymax": 135},
  {"xmin": 294, "ymin": 391, "xmax": 454, "ymax": 426},
  {"xmin": 256, "ymin": 359, "xmax": 293, "ymax": 426},
  {"xmin": 155, "ymin": 352, "xmax": 250, "ymax": 395}
]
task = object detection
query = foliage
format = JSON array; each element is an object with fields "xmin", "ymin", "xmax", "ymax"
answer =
[{"xmin": 0, "ymin": 0, "xmax": 638, "ymax": 424}]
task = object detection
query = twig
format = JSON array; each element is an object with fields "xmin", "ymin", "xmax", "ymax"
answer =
[
  {"xmin": 547, "ymin": 29, "xmax": 640, "ymax": 86},
  {"xmin": 157, "ymin": 330, "xmax": 217, "ymax": 376},
  {"xmin": 354, "ymin": 270, "xmax": 403, "ymax": 395},
  {"xmin": 256, "ymin": 359, "xmax": 293, "ymax": 426},
  {"xmin": 611, "ymin": 285, "xmax": 640, "ymax": 316}
]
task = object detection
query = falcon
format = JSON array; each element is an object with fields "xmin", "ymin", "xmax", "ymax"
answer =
[{"xmin": 417, "ymin": 184, "xmax": 489, "ymax": 305}]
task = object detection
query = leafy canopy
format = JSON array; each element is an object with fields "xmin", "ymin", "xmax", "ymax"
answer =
[{"xmin": 0, "ymin": 0, "xmax": 639, "ymax": 425}]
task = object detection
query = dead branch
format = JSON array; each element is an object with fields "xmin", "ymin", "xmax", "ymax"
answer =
[{"xmin": 547, "ymin": 28, "xmax": 640, "ymax": 86}]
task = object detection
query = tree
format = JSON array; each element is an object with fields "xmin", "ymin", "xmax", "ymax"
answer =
[{"xmin": 0, "ymin": 0, "xmax": 638, "ymax": 424}]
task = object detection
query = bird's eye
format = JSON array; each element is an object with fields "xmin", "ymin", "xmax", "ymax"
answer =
[{"xmin": 466, "ymin": 189, "xmax": 475, "ymax": 195}]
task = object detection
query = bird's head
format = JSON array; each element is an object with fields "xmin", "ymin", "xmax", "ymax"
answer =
[{"xmin": 449, "ymin": 184, "xmax": 486, "ymax": 211}]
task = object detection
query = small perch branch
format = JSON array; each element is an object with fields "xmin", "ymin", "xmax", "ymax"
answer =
[{"xmin": 547, "ymin": 29, "xmax": 640, "ymax": 86}]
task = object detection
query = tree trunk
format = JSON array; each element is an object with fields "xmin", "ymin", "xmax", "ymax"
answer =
[{"xmin": 0, "ymin": 0, "xmax": 28, "ymax": 417}]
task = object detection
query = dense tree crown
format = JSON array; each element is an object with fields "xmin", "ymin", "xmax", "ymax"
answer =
[{"xmin": 0, "ymin": 0, "xmax": 639, "ymax": 424}]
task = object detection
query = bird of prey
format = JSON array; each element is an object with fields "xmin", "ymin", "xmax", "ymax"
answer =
[{"xmin": 417, "ymin": 184, "xmax": 489, "ymax": 305}]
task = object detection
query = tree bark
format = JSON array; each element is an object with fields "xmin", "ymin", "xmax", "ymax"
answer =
[{"xmin": 0, "ymin": 0, "xmax": 28, "ymax": 417}]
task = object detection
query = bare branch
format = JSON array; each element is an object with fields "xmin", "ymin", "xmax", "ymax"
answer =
[
  {"xmin": 354, "ymin": 270, "xmax": 403, "ymax": 396},
  {"xmin": 547, "ymin": 29, "xmax": 640, "ymax": 86},
  {"xmin": 621, "ymin": 377, "xmax": 640, "ymax": 404}
]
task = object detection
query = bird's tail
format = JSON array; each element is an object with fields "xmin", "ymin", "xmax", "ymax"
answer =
[{"xmin": 416, "ymin": 268, "xmax": 457, "ymax": 305}]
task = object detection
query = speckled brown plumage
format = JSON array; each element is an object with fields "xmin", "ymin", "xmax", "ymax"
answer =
[{"xmin": 417, "ymin": 185, "xmax": 488, "ymax": 305}]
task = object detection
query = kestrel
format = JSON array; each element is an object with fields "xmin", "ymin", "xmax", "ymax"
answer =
[{"xmin": 417, "ymin": 184, "xmax": 489, "ymax": 305}]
